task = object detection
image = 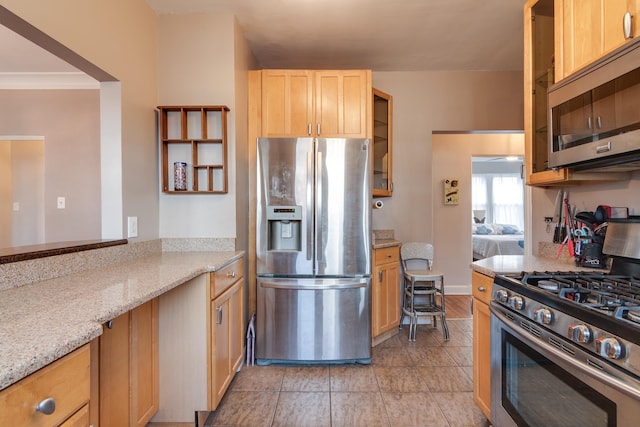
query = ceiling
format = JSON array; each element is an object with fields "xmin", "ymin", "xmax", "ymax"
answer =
[
  {"xmin": 147, "ymin": 0, "xmax": 526, "ymax": 71},
  {"xmin": 0, "ymin": 0, "xmax": 525, "ymax": 78}
]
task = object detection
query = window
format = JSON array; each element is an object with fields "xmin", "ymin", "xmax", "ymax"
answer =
[{"xmin": 472, "ymin": 173, "xmax": 524, "ymax": 230}]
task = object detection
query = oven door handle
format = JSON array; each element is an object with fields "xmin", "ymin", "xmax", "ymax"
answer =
[{"xmin": 490, "ymin": 303, "xmax": 640, "ymax": 401}]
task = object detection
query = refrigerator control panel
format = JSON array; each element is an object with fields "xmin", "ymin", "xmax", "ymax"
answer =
[{"xmin": 267, "ymin": 205, "xmax": 302, "ymax": 220}]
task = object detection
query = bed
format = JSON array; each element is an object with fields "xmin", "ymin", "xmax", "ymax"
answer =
[{"xmin": 472, "ymin": 224, "xmax": 524, "ymax": 260}]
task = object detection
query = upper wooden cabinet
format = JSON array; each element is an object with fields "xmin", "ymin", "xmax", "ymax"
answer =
[
  {"xmin": 525, "ymin": 0, "xmax": 562, "ymax": 185},
  {"xmin": 557, "ymin": 0, "xmax": 640, "ymax": 78},
  {"xmin": 260, "ymin": 69, "xmax": 372, "ymax": 138},
  {"xmin": 524, "ymin": 0, "xmax": 632, "ymax": 186},
  {"xmin": 372, "ymin": 89, "xmax": 393, "ymax": 197}
]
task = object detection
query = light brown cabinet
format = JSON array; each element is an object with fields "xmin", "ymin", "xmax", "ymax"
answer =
[
  {"xmin": 0, "ymin": 344, "xmax": 91, "ymax": 427},
  {"xmin": 372, "ymin": 89, "xmax": 393, "ymax": 197},
  {"xmin": 158, "ymin": 105, "xmax": 230, "ymax": 193},
  {"xmin": 524, "ymin": 0, "xmax": 632, "ymax": 186},
  {"xmin": 472, "ymin": 271, "xmax": 492, "ymax": 420},
  {"xmin": 99, "ymin": 298, "xmax": 159, "ymax": 427},
  {"xmin": 372, "ymin": 246, "xmax": 401, "ymax": 344},
  {"xmin": 260, "ymin": 69, "xmax": 372, "ymax": 138},
  {"xmin": 212, "ymin": 278, "xmax": 244, "ymax": 408},
  {"xmin": 558, "ymin": 0, "xmax": 640, "ymax": 78},
  {"xmin": 154, "ymin": 258, "xmax": 245, "ymax": 421}
]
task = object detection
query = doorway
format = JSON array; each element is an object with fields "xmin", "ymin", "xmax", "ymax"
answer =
[{"xmin": 432, "ymin": 132, "xmax": 525, "ymax": 295}]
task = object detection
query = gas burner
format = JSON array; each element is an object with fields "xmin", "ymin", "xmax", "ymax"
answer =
[
  {"xmin": 628, "ymin": 310, "xmax": 640, "ymax": 324},
  {"xmin": 538, "ymin": 280, "xmax": 559, "ymax": 292}
]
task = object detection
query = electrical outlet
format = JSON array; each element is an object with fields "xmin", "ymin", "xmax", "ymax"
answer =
[
  {"xmin": 128, "ymin": 216, "xmax": 138, "ymax": 238},
  {"xmin": 57, "ymin": 197, "xmax": 65, "ymax": 209}
]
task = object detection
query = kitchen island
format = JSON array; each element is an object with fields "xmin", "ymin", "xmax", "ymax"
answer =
[{"xmin": 0, "ymin": 250, "xmax": 243, "ymax": 391}]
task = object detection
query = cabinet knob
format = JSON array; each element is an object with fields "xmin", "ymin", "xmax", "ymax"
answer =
[
  {"xmin": 105, "ymin": 320, "xmax": 113, "ymax": 329},
  {"xmin": 35, "ymin": 397, "xmax": 56, "ymax": 415},
  {"xmin": 216, "ymin": 306, "xmax": 223, "ymax": 324},
  {"xmin": 227, "ymin": 271, "xmax": 236, "ymax": 279},
  {"xmin": 317, "ymin": 123, "xmax": 321, "ymax": 135},
  {"xmin": 307, "ymin": 123, "xmax": 312, "ymax": 135},
  {"xmin": 478, "ymin": 286, "xmax": 486, "ymax": 292}
]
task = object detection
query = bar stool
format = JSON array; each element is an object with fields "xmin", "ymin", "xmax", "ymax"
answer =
[{"xmin": 399, "ymin": 242, "xmax": 450, "ymax": 341}]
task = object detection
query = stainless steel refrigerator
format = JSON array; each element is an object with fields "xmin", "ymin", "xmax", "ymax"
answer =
[{"xmin": 256, "ymin": 137, "xmax": 371, "ymax": 364}]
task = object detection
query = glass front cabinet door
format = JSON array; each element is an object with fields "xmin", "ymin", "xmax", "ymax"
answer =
[{"xmin": 372, "ymin": 89, "xmax": 393, "ymax": 197}]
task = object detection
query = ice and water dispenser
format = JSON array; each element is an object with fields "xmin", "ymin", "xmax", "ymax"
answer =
[{"xmin": 267, "ymin": 205, "xmax": 302, "ymax": 251}]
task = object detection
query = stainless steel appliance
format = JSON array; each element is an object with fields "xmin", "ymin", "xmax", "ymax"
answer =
[
  {"xmin": 491, "ymin": 220, "xmax": 640, "ymax": 426},
  {"xmin": 256, "ymin": 137, "xmax": 371, "ymax": 364},
  {"xmin": 548, "ymin": 37, "xmax": 640, "ymax": 172}
]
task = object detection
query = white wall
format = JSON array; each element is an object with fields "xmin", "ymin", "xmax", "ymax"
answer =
[
  {"xmin": 157, "ymin": 13, "xmax": 240, "ymax": 240},
  {"xmin": 433, "ymin": 133, "xmax": 524, "ymax": 294},
  {"xmin": 370, "ymin": 71, "xmax": 524, "ymax": 244}
]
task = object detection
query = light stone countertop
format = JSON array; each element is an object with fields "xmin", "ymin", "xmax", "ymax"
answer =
[
  {"xmin": 0, "ymin": 250, "xmax": 243, "ymax": 391},
  {"xmin": 373, "ymin": 238, "xmax": 402, "ymax": 249},
  {"xmin": 471, "ymin": 255, "xmax": 606, "ymax": 277}
]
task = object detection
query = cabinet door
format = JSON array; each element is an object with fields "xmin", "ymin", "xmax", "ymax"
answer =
[
  {"xmin": 315, "ymin": 70, "xmax": 371, "ymax": 138},
  {"xmin": 261, "ymin": 70, "xmax": 314, "ymax": 137},
  {"xmin": 100, "ymin": 299, "xmax": 159, "ymax": 427},
  {"xmin": 99, "ymin": 313, "xmax": 130, "ymax": 427},
  {"xmin": 130, "ymin": 298, "xmax": 159, "ymax": 427},
  {"xmin": 372, "ymin": 247, "xmax": 401, "ymax": 338},
  {"xmin": 472, "ymin": 298, "xmax": 491, "ymax": 420},
  {"xmin": 565, "ymin": 0, "xmax": 603, "ymax": 73},
  {"xmin": 373, "ymin": 89, "xmax": 393, "ymax": 197},
  {"xmin": 212, "ymin": 280, "xmax": 242, "ymax": 409},
  {"xmin": 562, "ymin": 0, "xmax": 637, "ymax": 77},
  {"xmin": 229, "ymin": 280, "xmax": 245, "ymax": 373}
]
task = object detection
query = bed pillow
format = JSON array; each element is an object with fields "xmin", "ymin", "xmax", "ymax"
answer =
[
  {"xmin": 501, "ymin": 225, "xmax": 520, "ymax": 234},
  {"xmin": 474, "ymin": 225, "xmax": 494, "ymax": 235}
]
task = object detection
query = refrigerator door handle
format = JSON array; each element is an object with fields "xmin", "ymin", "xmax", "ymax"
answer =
[
  {"xmin": 316, "ymin": 150, "xmax": 323, "ymax": 264},
  {"xmin": 259, "ymin": 281, "xmax": 367, "ymax": 291},
  {"xmin": 306, "ymin": 151, "xmax": 313, "ymax": 261}
]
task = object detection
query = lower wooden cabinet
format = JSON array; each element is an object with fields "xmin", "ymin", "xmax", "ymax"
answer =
[
  {"xmin": 0, "ymin": 344, "xmax": 91, "ymax": 427},
  {"xmin": 372, "ymin": 246, "xmax": 401, "ymax": 343},
  {"xmin": 472, "ymin": 271, "xmax": 493, "ymax": 420},
  {"xmin": 99, "ymin": 298, "xmax": 159, "ymax": 427},
  {"xmin": 212, "ymin": 279, "xmax": 244, "ymax": 408},
  {"xmin": 153, "ymin": 257, "xmax": 245, "ymax": 422}
]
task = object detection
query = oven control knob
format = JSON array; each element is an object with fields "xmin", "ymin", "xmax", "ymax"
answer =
[
  {"xmin": 508, "ymin": 296, "xmax": 524, "ymax": 310},
  {"xmin": 496, "ymin": 289, "xmax": 509, "ymax": 303},
  {"xmin": 533, "ymin": 308, "xmax": 553, "ymax": 325},
  {"xmin": 568, "ymin": 324, "xmax": 592, "ymax": 343},
  {"xmin": 596, "ymin": 337, "xmax": 624, "ymax": 360}
]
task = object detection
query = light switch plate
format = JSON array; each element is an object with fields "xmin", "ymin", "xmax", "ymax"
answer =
[{"xmin": 128, "ymin": 216, "xmax": 138, "ymax": 238}]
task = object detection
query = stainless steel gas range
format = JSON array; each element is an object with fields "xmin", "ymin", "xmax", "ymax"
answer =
[{"xmin": 490, "ymin": 220, "xmax": 640, "ymax": 427}]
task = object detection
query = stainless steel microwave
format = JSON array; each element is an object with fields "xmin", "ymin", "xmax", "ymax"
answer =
[{"xmin": 548, "ymin": 37, "xmax": 640, "ymax": 171}]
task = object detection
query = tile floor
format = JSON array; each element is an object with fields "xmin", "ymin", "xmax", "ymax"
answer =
[{"xmin": 193, "ymin": 319, "xmax": 489, "ymax": 427}]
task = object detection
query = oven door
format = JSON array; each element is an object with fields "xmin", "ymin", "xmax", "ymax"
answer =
[{"xmin": 490, "ymin": 304, "xmax": 640, "ymax": 427}]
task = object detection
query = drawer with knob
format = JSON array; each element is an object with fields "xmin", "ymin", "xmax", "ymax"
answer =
[
  {"xmin": 374, "ymin": 246, "xmax": 399, "ymax": 265},
  {"xmin": 472, "ymin": 271, "xmax": 493, "ymax": 305},
  {"xmin": 0, "ymin": 344, "xmax": 90, "ymax": 427},
  {"xmin": 211, "ymin": 258, "xmax": 244, "ymax": 298}
]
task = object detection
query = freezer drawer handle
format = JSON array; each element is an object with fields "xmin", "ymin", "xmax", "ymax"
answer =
[{"xmin": 260, "ymin": 281, "xmax": 367, "ymax": 290}]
